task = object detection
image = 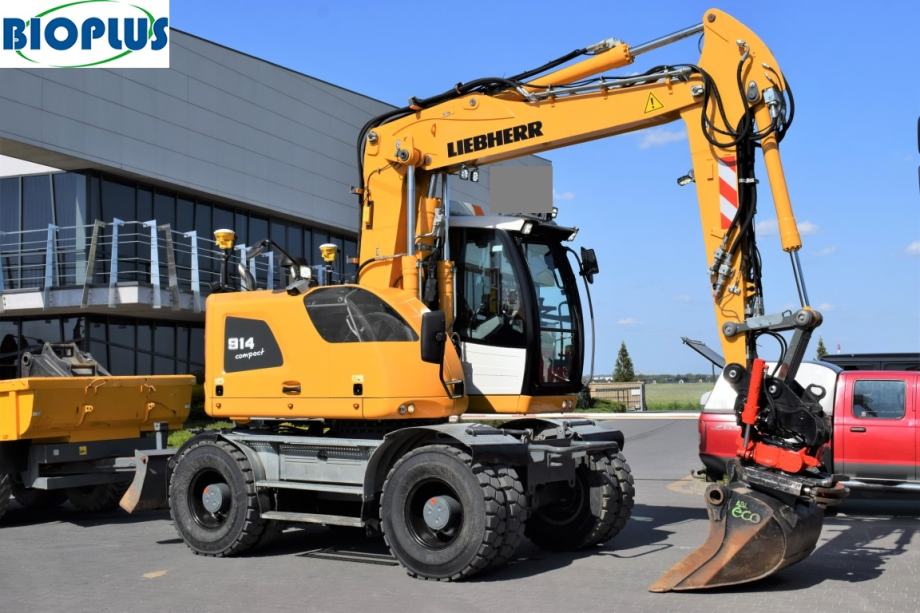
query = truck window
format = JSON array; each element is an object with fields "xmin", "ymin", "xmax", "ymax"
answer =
[
  {"xmin": 304, "ymin": 287, "xmax": 417, "ymax": 343},
  {"xmin": 852, "ymin": 380, "xmax": 906, "ymax": 419}
]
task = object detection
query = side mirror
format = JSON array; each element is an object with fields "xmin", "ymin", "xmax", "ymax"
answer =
[
  {"xmin": 237, "ymin": 263, "xmax": 256, "ymax": 291},
  {"xmin": 420, "ymin": 311, "xmax": 446, "ymax": 364},
  {"xmin": 580, "ymin": 247, "xmax": 600, "ymax": 284}
]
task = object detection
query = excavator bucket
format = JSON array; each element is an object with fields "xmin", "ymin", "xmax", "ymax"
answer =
[
  {"xmin": 119, "ymin": 449, "xmax": 174, "ymax": 513},
  {"xmin": 649, "ymin": 482, "xmax": 825, "ymax": 592}
]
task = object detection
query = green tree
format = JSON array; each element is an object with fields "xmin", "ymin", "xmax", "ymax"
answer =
[
  {"xmin": 613, "ymin": 341, "xmax": 636, "ymax": 382},
  {"xmin": 815, "ymin": 336, "xmax": 828, "ymax": 360}
]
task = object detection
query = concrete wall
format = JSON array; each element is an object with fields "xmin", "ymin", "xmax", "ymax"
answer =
[{"xmin": 0, "ymin": 30, "xmax": 548, "ymax": 234}]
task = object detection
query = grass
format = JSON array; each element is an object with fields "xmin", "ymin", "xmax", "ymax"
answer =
[
  {"xmin": 644, "ymin": 382, "xmax": 712, "ymax": 410},
  {"xmin": 168, "ymin": 420, "xmax": 235, "ymax": 448}
]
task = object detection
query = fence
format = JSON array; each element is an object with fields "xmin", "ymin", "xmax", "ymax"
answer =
[
  {"xmin": 0, "ymin": 219, "xmax": 336, "ymax": 314},
  {"xmin": 588, "ymin": 381, "xmax": 646, "ymax": 411}
]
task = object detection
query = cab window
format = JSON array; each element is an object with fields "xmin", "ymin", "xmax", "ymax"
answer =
[
  {"xmin": 521, "ymin": 241, "xmax": 578, "ymax": 384},
  {"xmin": 454, "ymin": 232, "xmax": 526, "ymax": 348},
  {"xmin": 304, "ymin": 287, "xmax": 417, "ymax": 343},
  {"xmin": 852, "ymin": 380, "xmax": 906, "ymax": 419}
]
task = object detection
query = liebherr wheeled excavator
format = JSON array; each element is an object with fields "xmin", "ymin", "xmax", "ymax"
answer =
[{"xmin": 124, "ymin": 8, "xmax": 846, "ymax": 590}]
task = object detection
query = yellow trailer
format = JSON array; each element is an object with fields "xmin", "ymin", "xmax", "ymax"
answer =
[{"xmin": 0, "ymin": 344, "xmax": 192, "ymax": 521}]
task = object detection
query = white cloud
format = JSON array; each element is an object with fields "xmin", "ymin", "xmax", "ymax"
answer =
[
  {"xmin": 816, "ymin": 245, "xmax": 837, "ymax": 256},
  {"xmin": 553, "ymin": 190, "xmax": 576, "ymax": 201},
  {"xmin": 616, "ymin": 317, "xmax": 641, "ymax": 326},
  {"xmin": 816, "ymin": 302, "xmax": 834, "ymax": 312},
  {"xmin": 755, "ymin": 218, "xmax": 819, "ymax": 236},
  {"xmin": 638, "ymin": 127, "xmax": 687, "ymax": 149},
  {"xmin": 906, "ymin": 241, "xmax": 920, "ymax": 255},
  {"xmin": 673, "ymin": 294, "xmax": 693, "ymax": 303}
]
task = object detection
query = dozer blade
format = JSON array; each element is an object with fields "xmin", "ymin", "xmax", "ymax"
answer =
[
  {"xmin": 119, "ymin": 449, "xmax": 174, "ymax": 513},
  {"xmin": 649, "ymin": 481, "xmax": 824, "ymax": 592}
]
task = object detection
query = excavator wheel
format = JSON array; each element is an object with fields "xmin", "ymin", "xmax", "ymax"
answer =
[
  {"xmin": 12, "ymin": 483, "xmax": 67, "ymax": 510},
  {"xmin": 66, "ymin": 482, "xmax": 128, "ymax": 513},
  {"xmin": 169, "ymin": 439, "xmax": 269, "ymax": 557},
  {"xmin": 0, "ymin": 472, "xmax": 11, "ymax": 521},
  {"xmin": 488, "ymin": 464, "xmax": 528, "ymax": 569},
  {"xmin": 526, "ymin": 451, "xmax": 634, "ymax": 551},
  {"xmin": 380, "ymin": 445, "xmax": 507, "ymax": 581}
]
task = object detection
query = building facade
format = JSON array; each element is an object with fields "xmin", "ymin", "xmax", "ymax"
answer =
[{"xmin": 0, "ymin": 30, "xmax": 547, "ymax": 378}]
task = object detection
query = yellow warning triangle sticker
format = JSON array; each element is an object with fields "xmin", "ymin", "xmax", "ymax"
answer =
[{"xmin": 644, "ymin": 92, "xmax": 664, "ymax": 113}]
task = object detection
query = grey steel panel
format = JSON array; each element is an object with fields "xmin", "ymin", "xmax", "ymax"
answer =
[
  {"xmin": 260, "ymin": 510, "xmax": 363, "ymax": 527},
  {"xmin": 256, "ymin": 480, "xmax": 363, "ymax": 496}
]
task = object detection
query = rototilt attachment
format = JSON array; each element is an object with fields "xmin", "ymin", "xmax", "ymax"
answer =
[{"xmin": 649, "ymin": 467, "xmax": 847, "ymax": 592}]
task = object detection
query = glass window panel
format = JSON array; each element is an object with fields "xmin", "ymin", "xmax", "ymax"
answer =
[
  {"xmin": 189, "ymin": 327, "xmax": 204, "ymax": 370},
  {"xmin": 137, "ymin": 188, "xmax": 153, "ymax": 221},
  {"xmin": 287, "ymin": 224, "xmax": 303, "ymax": 264},
  {"xmin": 53, "ymin": 174, "xmax": 86, "ymax": 286},
  {"xmin": 154, "ymin": 322, "xmax": 175, "ymax": 356},
  {"xmin": 302, "ymin": 228, "xmax": 313, "ymax": 265},
  {"xmin": 137, "ymin": 350, "xmax": 152, "ymax": 375},
  {"xmin": 154, "ymin": 354, "xmax": 175, "ymax": 374},
  {"xmin": 176, "ymin": 198, "xmax": 194, "ymax": 233},
  {"xmin": 304, "ymin": 287, "xmax": 417, "ymax": 343},
  {"xmin": 194, "ymin": 203, "xmax": 214, "ymax": 279},
  {"xmin": 214, "ymin": 207, "xmax": 233, "ymax": 235},
  {"xmin": 233, "ymin": 211, "xmax": 248, "ymax": 248},
  {"xmin": 22, "ymin": 175, "xmax": 54, "ymax": 230},
  {"xmin": 22, "ymin": 319, "xmax": 63, "ymax": 353},
  {"xmin": 853, "ymin": 380, "xmax": 906, "ymax": 419},
  {"xmin": 1, "ymin": 178, "xmax": 21, "ymax": 288},
  {"xmin": 137, "ymin": 323, "xmax": 151, "ymax": 352},
  {"xmin": 110, "ymin": 345, "xmax": 134, "ymax": 375},
  {"xmin": 176, "ymin": 325, "xmax": 189, "ymax": 373},
  {"xmin": 22, "ymin": 176, "xmax": 54, "ymax": 287},
  {"xmin": 154, "ymin": 192, "xmax": 176, "ymax": 228},
  {"xmin": 0, "ymin": 320, "xmax": 20, "ymax": 379},
  {"xmin": 108, "ymin": 322, "xmax": 134, "ymax": 349},
  {"xmin": 101, "ymin": 178, "xmax": 137, "ymax": 281},
  {"xmin": 454, "ymin": 231, "xmax": 525, "ymax": 348},
  {"xmin": 88, "ymin": 320, "xmax": 108, "ymax": 369},
  {"xmin": 62, "ymin": 317, "xmax": 85, "ymax": 345}
]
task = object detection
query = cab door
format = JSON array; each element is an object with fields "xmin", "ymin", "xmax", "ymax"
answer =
[{"xmin": 837, "ymin": 373, "xmax": 916, "ymax": 481}]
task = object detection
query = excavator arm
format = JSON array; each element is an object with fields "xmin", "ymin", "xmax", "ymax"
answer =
[{"xmin": 356, "ymin": 9, "xmax": 846, "ymax": 590}]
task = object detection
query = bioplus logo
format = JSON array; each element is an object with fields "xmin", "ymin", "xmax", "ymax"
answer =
[{"xmin": 1, "ymin": 0, "xmax": 169, "ymax": 68}]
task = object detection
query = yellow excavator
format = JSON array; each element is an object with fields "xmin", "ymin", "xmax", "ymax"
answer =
[{"xmin": 124, "ymin": 8, "xmax": 846, "ymax": 590}]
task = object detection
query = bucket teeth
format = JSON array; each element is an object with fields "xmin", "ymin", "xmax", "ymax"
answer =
[{"xmin": 649, "ymin": 482, "xmax": 825, "ymax": 592}]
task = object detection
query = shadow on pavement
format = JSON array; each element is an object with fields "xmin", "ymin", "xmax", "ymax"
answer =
[{"xmin": 1, "ymin": 502, "xmax": 169, "ymax": 528}]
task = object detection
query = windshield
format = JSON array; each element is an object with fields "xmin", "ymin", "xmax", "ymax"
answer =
[{"xmin": 522, "ymin": 241, "xmax": 579, "ymax": 384}]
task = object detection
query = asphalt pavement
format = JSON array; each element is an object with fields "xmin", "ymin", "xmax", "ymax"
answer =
[{"xmin": 1, "ymin": 418, "xmax": 917, "ymax": 613}]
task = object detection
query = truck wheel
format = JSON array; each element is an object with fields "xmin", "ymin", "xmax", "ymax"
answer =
[
  {"xmin": 526, "ymin": 451, "xmax": 634, "ymax": 550},
  {"xmin": 380, "ymin": 445, "xmax": 506, "ymax": 581},
  {"xmin": 489, "ymin": 465, "xmax": 528, "ymax": 569},
  {"xmin": 0, "ymin": 472, "xmax": 11, "ymax": 521},
  {"xmin": 12, "ymin": 483, "xmax": 67, "ymax": 510},
  {"xmin": 169, "ymin": 439, "xmax": 267, "ymax": 557},
  {"xmin": 67, "ymin": 482, "xmax": 127, "ymax": 513}
]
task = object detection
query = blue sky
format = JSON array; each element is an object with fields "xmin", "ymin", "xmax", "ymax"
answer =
[{"xmin": 174, "ymin": 1, "xmax": 920, "ymax": 373}]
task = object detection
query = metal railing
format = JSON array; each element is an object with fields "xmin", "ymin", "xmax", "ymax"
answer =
[{"xmin": 0, "ymin": 220, "xmax": 278, "ymax": 312}]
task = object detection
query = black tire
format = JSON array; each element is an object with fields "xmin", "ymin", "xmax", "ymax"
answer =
[
  {"xmin": 169, "ymin": 439, "xmax": 268, "ymax": 557},
  {"xmin": 526, "ymin": 451, "xmax": 634, "ymax": 551},
  {"xmin": 0, "ymin": 472, "xmax": 11, "ymax": 522},
  {"xmin": 12, "ymin": 483, "xmax": 67, "ymax": 510},
  {"xmin": 380, "ymin": 445, "xmax": 506, "ymax": 581},
  {"xmin": 66, "ymin": 482, "xmax": 127, "ymax": 513},
  {"xmin": 489, "ymin": 465, "xmax": 528, "ymax": 569}
]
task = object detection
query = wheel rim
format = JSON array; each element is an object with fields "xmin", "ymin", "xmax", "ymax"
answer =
[
  {"xmin": 537, "ymin": 474, "xmax": 588, "ymax": 526},
  {"xmin": 405, "ymin": 478, "xmax": 464, "ymax": 550},
  {"xmin": 188, "ymin": 468, "xmax": 231, "ymax": 529}
]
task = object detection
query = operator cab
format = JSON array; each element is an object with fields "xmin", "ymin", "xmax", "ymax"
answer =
[{"xmin": 448, "ymin": 213, "xmax": 587, "ymax": 407}]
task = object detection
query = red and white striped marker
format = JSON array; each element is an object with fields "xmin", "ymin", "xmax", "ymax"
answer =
[{"xmin": 718, "ymin": 156, "xmax": 739, "ymax": 229}]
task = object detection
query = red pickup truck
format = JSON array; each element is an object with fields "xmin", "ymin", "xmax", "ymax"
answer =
[{"xmin": 699, "ymin": 362, "xmax": 919, "ymax": 491}]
